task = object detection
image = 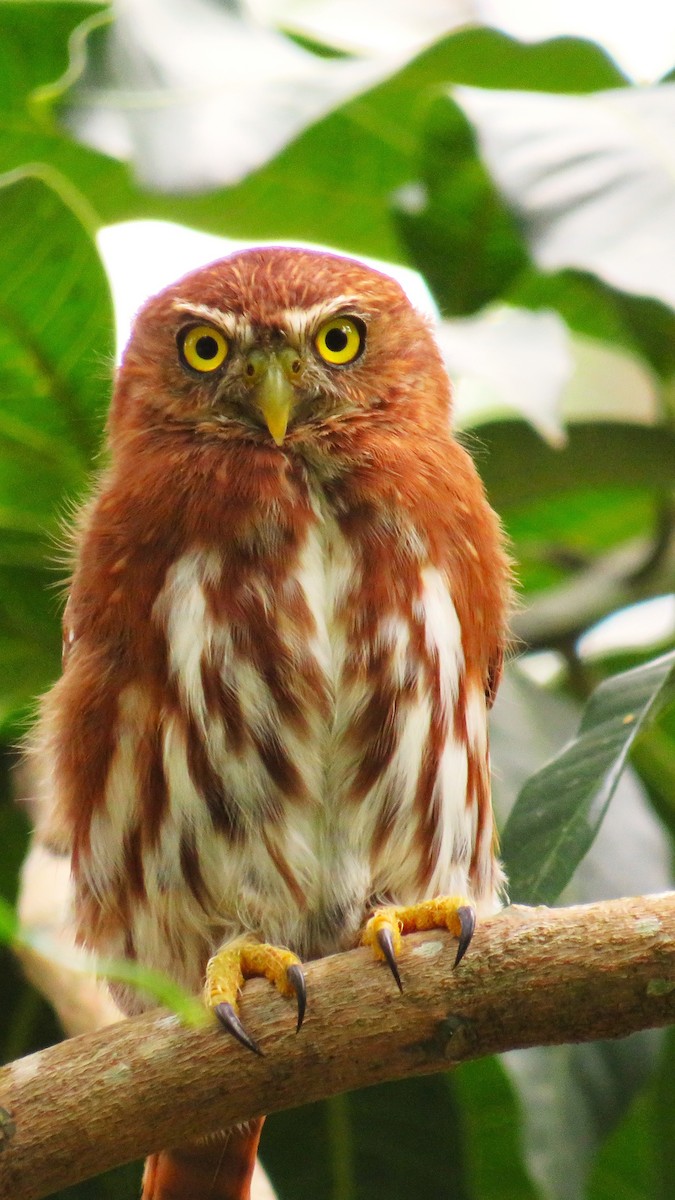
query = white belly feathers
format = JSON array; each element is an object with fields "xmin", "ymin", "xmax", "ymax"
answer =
[{"xmin": 92, "ymin": 508, "xmax": 494, "ymax": 983}]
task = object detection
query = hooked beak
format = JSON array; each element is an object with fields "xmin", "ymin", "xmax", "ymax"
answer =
[{"xmin": 247, "ymin": 348, "xmax": 299, "ymax": 446}]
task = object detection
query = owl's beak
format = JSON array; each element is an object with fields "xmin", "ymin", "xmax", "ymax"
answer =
[{"xmin": 247, "ymin": 348, "xmax": 299, "ymax": 446}]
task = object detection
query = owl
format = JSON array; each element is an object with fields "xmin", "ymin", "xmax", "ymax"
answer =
[{"xmin": 32, "ymin": 247, "xmax": 510, "ymax": 1199}]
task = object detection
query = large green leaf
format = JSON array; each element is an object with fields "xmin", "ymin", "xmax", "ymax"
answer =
[
  {"xmin": 501, "ymin": 650, "xmax": 675, "ymax": 904},
  {"xmin": 0, "ymin": 170, "xmax": 113, "ymax": 725},
  {"xmin": 476, "ymin": 421, "xmax": 675, "ymax": 513},
  {"xmin": 632, "ymin": 704, "xmax": 675, "ymax": 838},
  {"xmin": 505, "ymin": 1034, "xmax": 662, "ymax": 1200},
  {"xmin": 263, "ymin": 1075, "xmax": 471, "ymax": 1200},
  {"xmin": 653, "ymin": 1026, "xmax": 675, "ymax": 1200},
  {"xmin": 587, "ymin": 1086, "xmax": 654, "ymax": 1200},
  {"xmin": 491, "ymin": 667, "xmax": 673, "ymax": 909},
  {"xmin": 0, "ymin": 1, "xmax": 104, "ymax": 112},
  {"xmin": 475, "ymin": 424, "xmax": 675, "ymax": 609},
  {"xmin": 392, "ymin": 28, "xmax": 627, "ymax": 94},
  {"xmin": 452, "ymin": 1057, "xmax": 538, "ymax": 1200},
  {"xmin": 394, "ymin": 96, "xmax": 530, "ymax": 314},
  {"xmin": 0, "ymin": 170, "xmax": 110, "ymax": 478}
]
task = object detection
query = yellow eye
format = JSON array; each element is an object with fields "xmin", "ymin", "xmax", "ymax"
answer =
[
  {"xmin": 179, "ymin": 325, "xmax": 228, "ymax": 373},
  {"xmin": 314, "ymin": 317, "xmax": 364, "ymax": 365}
]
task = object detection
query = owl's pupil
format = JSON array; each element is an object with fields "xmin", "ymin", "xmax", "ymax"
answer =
[
  {"xmin": 325, "ymin": 328, "xmax": 348, "ymax": 352},
  {"xmin": 196, "ymin": 335, "xmax": 218, "ymax": 360}
]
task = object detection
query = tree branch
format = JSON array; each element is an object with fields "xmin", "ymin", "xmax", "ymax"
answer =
[{"xmin": 2, "ymin": 894, "xmax": 674, "ymax": 1200}]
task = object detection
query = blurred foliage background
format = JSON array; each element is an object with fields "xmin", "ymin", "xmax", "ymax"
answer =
[{"xmin": 0, "ymin": 2, "xmax": 674, "ymax": 1198}]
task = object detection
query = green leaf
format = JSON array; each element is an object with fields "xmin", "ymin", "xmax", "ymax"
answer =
[
  {"xmin": 63, "ymin": 21, "xmax": 628, "ymax": 199},
  {"xmin": 0, "ymin": 170, "xmax": 113, "ymax": 720},
  {"xmin": 476, "ymin": 421, "xmax": 675, "ymax": 513},
  {"xmin": 2, "ymin": 916, "xmax": 206, "ymax": 1028},
  {"xmin": 0, "ymin": 1, "xmax": 105, "ymax": 112},
  {"xmin": 264, "ymin": 1076, "xmax": 471, "ymax": 1200},
  {"xmin": 395, "ymin": 97, "xmax": 530, "ymax": 314},
  {"xmin": 401, "ymin": 28, "xmax": 628, "ymax": 95},
  {"xmin": 587, "ymin": 1085, "xmax": 655, "ymax": 1200},
  {"xmin": 501, "ymin": 650, "xmax": 675, "ymax": 904},
  {"xmin": 92, "ymin": 955, "xmax": 207, "ymax": 1027},
  {"xmin": 653, "ymin": 1026, "xmax": 675, "ymax": 1200},
  {"xmin": 146, "ymin": 30, "xmax": 623, "ymax": 258},
  {"xmin": 505, "ymin": 1033, "xmax": 661, "ymax": 1200},
  {"xmin": 453, "ymin": 1057, "xmax": 538, "ymax": 1200},
  {"xmin": 506, "ymin": 495, "xmax": 674, "ymax": 624},
  {"xmin": 474, "ymin": 422, "xmax": 675, "ymax": 608},
  {"xmin": 0, "ymin": 784, "xmax": 30, "ymax": 905},
  {"xmin": 492, "ymin": 676, "xmax": 669, "ymax": 1184},
  {"xmin": 0, "ymin": 893, "xmax": 18, "ymax": 942},
  {"xmin": 491, "ymin": 665, "xmax": 672, "ymax": 901},
  {"xmin": 632, "ymin": 708, "xmax": 675, "ymax": 838},
  {"xmin": 0, "ymin": 170, "xmax": 109, "ymax": 464}
]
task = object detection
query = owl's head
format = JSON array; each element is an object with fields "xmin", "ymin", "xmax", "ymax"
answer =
[{"xmin": 111, "ymin": 247, "xmax": 448, "ymax": 451}]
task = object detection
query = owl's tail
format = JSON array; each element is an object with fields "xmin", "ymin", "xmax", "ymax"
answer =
[{"xmin": 141, "ymin": 1119, "xmax": 265, "ymax": 1200}]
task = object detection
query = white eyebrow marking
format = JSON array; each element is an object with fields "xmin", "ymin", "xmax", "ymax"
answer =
[
  {"xmin": 172, "ymin": 300, "xmax": 253, "ymax": 344},
  {"xmin": 172, "ymin": 296, "xmax": 372, "ymax": 349},
  {"xmin": 280, "ymin": 298, "xmax": 370, "ymax": 342}
]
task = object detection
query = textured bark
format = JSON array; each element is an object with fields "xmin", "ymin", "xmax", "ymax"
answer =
[{"xmin": 1, "ymin": 895, "xmax": 674, "ymax": 1200}]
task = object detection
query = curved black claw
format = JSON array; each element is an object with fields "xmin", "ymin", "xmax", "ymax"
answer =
[
  {"xmin": 214, "ymin": 1002, "xmax": 263, "ymax": 1056},
  {"xmin": 454, "ymin": 905, "xmax": 476, "ymax": 968},
  {"xmin": 377, "ymin": 926, "xmax": 403, "ymax": 992},
  {"xmin": 286, "ymin": 963, "xmax": 307, "ymax": 1033}
]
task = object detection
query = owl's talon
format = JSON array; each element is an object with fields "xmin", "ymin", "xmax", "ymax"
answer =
[
  {"xmin": 376, "ymin": 926, "xmax": 403, "ymax": 992},
  {"xmin": 363, "ymin": 895, "xmax": 478, "ymax": 981},
  {"xmin": 286, "ymin": 963, "xmax": 307, "ymax": 1032},
  {"xmin": 214, "ymin": 1002, "xmax": 263, "ymax": 1056},
  {"xmin": 206, "ymin": 939, "xmax": 304, "ymax": 1050},
  {"xmin": 454, "ymin": 905, "xmax": 476, "ymax": 968}
]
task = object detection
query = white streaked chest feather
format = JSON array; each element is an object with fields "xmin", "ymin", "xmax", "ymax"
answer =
[{"xmin": 91, "ymin": 507, "xmax": 498, "ymax": 981}]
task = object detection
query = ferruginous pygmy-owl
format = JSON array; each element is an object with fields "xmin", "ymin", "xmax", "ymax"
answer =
[{"xmin": 32, "ymin": 247, "xmax": 510, "ymax": 1199}]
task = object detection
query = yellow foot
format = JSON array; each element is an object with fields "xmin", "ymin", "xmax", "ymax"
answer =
[
  {"xmin": 361, "ymin": 897, "xmax": 476, "ymax": 991},
  {"xmin": 204, "ymin": 938, "xmax": 305, "ymax": 1055}
]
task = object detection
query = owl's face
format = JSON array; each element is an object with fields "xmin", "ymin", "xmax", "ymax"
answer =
[{"xmin": 112, "ymin": 247, "xmax": 448, "ymax": 451}]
